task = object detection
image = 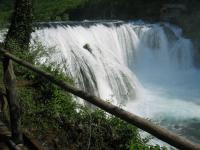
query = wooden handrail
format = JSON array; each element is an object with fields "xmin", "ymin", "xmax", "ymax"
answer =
[{"xmin": 0, "ymin": 48, "xmax": 200, "ymax": 150}]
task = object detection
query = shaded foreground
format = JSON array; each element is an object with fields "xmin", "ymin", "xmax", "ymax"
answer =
[{"xmin": 0, "ymin": 48, "xmax": 200, "ymax": 149}]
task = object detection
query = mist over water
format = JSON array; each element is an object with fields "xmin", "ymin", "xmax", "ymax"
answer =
[{"xmin": 32, "ymin": 22, "xmax": 200, "ymax": 145}]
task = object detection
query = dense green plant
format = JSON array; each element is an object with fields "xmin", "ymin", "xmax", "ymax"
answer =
[
  {"xmin": 18, "ymin": 82, "xmax": 168, "ymax": 150},
  {"xmin": 19, "ymin": 88, "xmax": 169, "ymax": 150},
  {"xmin": 16, "ymin": 61, "xmax": 168, "ymax": 149}
]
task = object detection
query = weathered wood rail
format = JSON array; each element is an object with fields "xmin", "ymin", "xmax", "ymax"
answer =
[{"xmin": 0, "ymin": 48, "xmax": 200, "ymax": 150}]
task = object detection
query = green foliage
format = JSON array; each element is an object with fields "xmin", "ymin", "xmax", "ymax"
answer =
[
  {"xmin": 4, "ymin": 0, "xmax": 33, "ymax": 51},
  {"xmin": 0, "ymin": 0, "xmax": 88, "ymax": 27},
  {"xmin": 16, "ymin": 63, "xmax": 167, "ymax": 149},
  {"xmin": 33, "ymin": 0, "xmax": 88, "ymax": 22},
  {"xmin": 19, "ymin": 79, "xmax": 168, "ymax": 149}
]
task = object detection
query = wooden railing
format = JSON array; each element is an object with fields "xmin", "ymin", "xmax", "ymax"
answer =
[{"xmin": 0, "ymin": 48, "xmax": 200, "ymax": 150}]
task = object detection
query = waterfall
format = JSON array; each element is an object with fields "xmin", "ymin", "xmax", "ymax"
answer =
[
  {"xmin": 32, "ymin": 21, "xmax": 200, "ymax": 144},
  {"xmin": 32, "ymin": 23, "xmax": 144, "ymax": 104},
  {"xmin": 32, "ymin": 22, "xmax": 195, "ymax": 103},
  {"xmin": 1, "ymin": 21, "xmax": 199, "ymax": 144}
]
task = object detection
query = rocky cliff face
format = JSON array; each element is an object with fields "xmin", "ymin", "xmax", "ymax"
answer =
[
  {"xmin": 178, "ymin": 25, "xmax": 200, "ymax": 66},
  {"xmin": 168, "ymin": 1, "xmax": 200, "ymax": 66}
]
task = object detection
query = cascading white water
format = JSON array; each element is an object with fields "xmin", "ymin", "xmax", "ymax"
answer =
[
  {"xmin": 0, "ymin": 29, "xmax": 7, "ymax": 42},
  {"xmin": 124, "ymin": 23, "xmax": 200, "ymax": 145},
  {"xmin": 32, "ymin": 22, "xmax": 200, "ymax": 144},
  {"xmin": 1, "ymin": 21, "xmax": 199, "ymax": 145},
  {"xmin": 32, "ymin": 23, "xmax": 143, "ymax": 104}
]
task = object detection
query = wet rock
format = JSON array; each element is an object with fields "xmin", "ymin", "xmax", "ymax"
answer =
[{"xmin": 83, "ymin": 43, "xmax": 92, "ymax": 53}]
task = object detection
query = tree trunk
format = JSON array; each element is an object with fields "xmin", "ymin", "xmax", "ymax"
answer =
[
  {"xmin": 3, "ymin": 0, "xmax": 33, "ymax": 144},
  {"xmin": 5, "ymin": 0, "xmax": 33, "ymax": 51}
]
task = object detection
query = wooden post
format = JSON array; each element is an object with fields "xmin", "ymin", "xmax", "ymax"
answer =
[
  {"xmin": 5, "ymin": 0, "xmax": 33, "ymax": 51},
  {"xmin": 3, "ymin": 56, "xmax": 22, "ymax": 143}
]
